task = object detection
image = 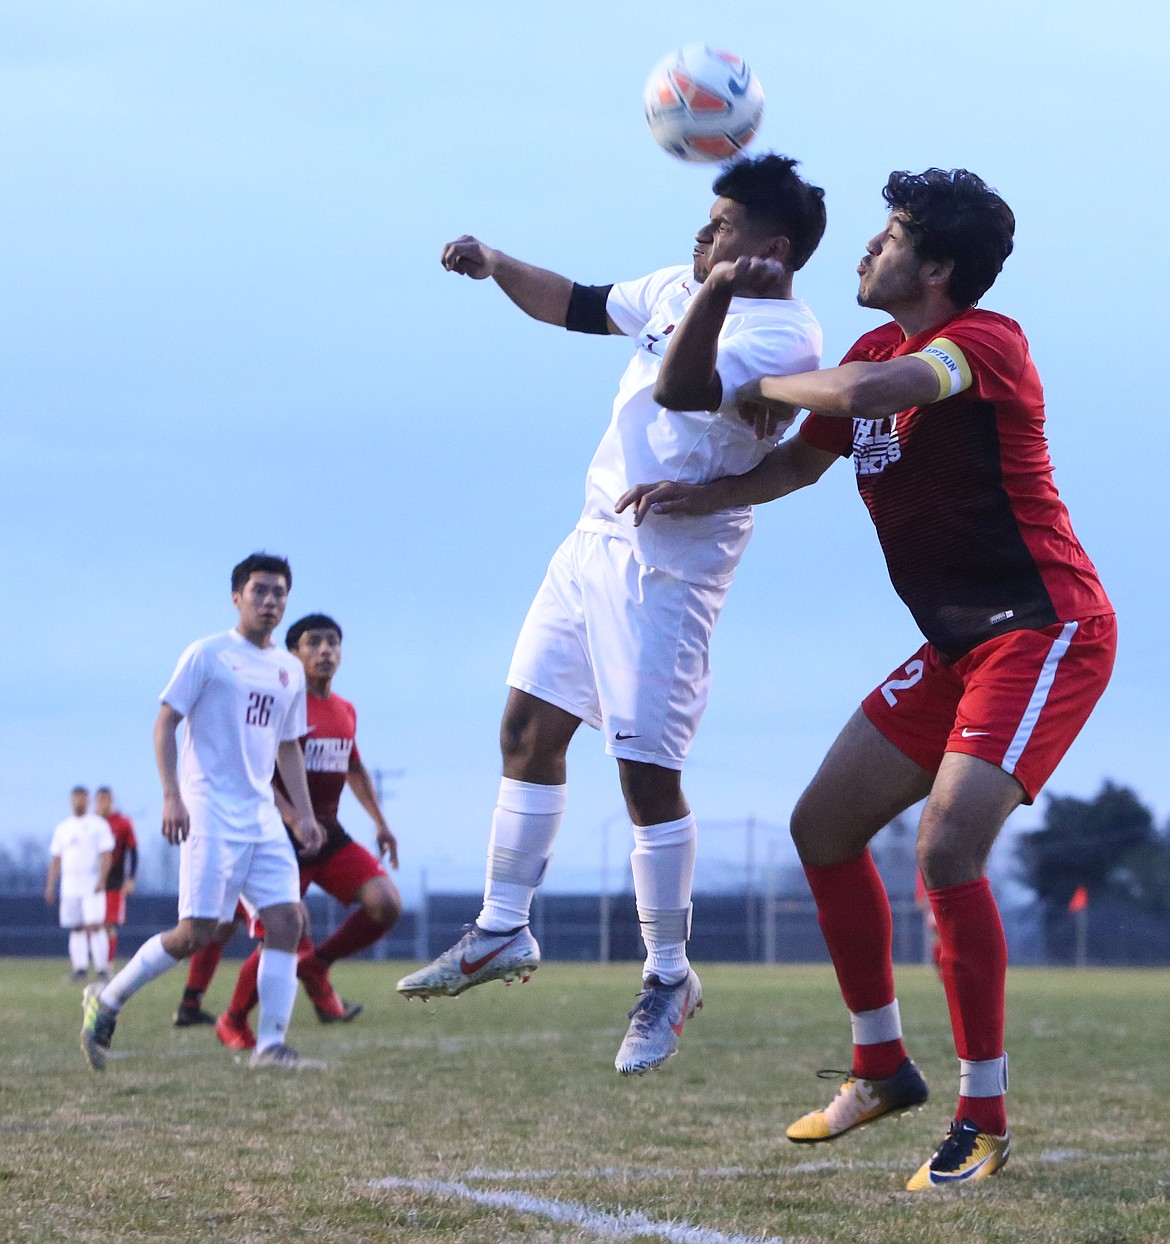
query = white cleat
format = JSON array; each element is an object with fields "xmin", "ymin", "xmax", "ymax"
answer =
[
  {"xmin": 614, "ymin": 968, "xmax": 702, "ymax": 1076},
  {"xmin": 396, "ymin": 924, "xmax": 540, "ymax": 999},
  {"xmin": 248, "ymin": 1043, "xmax": 326, "ymax": 1071}
]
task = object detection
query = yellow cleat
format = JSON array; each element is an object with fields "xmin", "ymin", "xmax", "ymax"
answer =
[
  {"xmin": 905, "ymin": 1117, "xmax": 1010, "ymax": 1190},
  {"xmin": 787, "ymin": 1058, "xmax": 929, "ymax": 1143}
]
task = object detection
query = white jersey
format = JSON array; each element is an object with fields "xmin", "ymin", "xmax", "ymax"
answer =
[
  {"xmin": 160, "ymin": 628, "xmax": 307, "ymax": 840},
  {"xmin": 50, "ymin": 814, "xmax": 115, "ymax": 898},
  {"xmin": 576, "ymin": 265, "xmax": 822, "ymax": 586}
]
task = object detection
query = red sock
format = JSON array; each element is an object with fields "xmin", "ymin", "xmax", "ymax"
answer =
[
  {"xmin": 107, "ymin": 931, "xmax": 118, "ymax": 960},
  {"xmin": 804, "ymin": 852, "xmax": 906, "ymax": 1079},
  {"xmin": 314, "ymin": 908, "xmax": 391, "ymax": 966},
  {"xmin": 185, "ymin": 940, "xmax": 223, "ymax": 994},
  {"xmin": 929, "ymin": 877, "xmax": 1008, "ymax": 1135},
  {"xmin": 228, "ymin": 948, "xmax": 261, "ymax": 1020}
]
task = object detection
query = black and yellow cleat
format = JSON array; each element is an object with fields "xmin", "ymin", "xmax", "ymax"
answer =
[
  {"xmin": 905, "ymin": 1117, "xmax": 1010, "ymax": 1190},
  {"xmin": 787, "ymin": 1057, "xmax": 929, "ymax": 1143},
  {"xmin": 80, "ymin": 983, "xmax": 117, "ymax": 1072}
]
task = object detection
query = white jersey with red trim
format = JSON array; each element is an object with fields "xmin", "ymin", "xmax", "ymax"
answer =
[
  {"xmin": 160, "ymin": 628, "xmax": 307, "ymax": 840},
  {"xmin": 575, "ymin": 265, "xmax": 821, "ymax": 586}
]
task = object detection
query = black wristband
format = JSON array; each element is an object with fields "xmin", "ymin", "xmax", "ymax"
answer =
[{"xmin": 565, "ymin": 282, "xmax": 614, "ymax": 335}]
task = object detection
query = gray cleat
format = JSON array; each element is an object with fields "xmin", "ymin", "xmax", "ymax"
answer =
[
  {"xmin": 248, "ymin": 1043, "xmax": 326, "ymax": 1071},
  {"xmin": 396, "ymin": 924, "xmax": 540, "ymax": 999},
  {"xmin": 615, "ymin": 968, "xmax": 703, "ymax": 1076}
]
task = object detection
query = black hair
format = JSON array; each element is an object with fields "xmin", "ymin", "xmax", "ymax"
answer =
[
  {"xmin": 71, "ymin": 785, "xmax": 88, "ymax": 796},
  {"xmin": 285, "ymin": 613, "xmax": 343, "ymax": 651},
  {"xmin": 95, "ymin": 786, "xmax": 112, "ymax": 796},
  {"xmin": 882, "ymin": 168, "xmax": 1015, "ymax": 307},
  {"xmin": 712, "ymin": 153, "xmax": 826, "ymax": 270},
  {"xmin": 230, "ymin": 552, "xmax": 292, "ymax": 594}
]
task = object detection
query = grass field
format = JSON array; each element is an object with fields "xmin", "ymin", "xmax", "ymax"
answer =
[{"xmin": 0, "ymin": 958, "xmax": 1167, "ymax": 1243}]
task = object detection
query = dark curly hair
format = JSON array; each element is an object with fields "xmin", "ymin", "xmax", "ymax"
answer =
[
  {"xmin": 713, "ymin": 153, "xmax": 827, "ymax": 270},
  {"xmin": 883, "ymin": 168, "xmax": 1015, "ymax": 307}
]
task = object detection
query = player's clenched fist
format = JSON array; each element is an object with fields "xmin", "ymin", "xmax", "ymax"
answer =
[
  {"xmin": 291, "ymin": 815, "xmax": 326, "ymax": 858},
  {"xmin": 441, "ymin": 235, "xmax": 498, "ymax": 279},
  {"xmin": 709, "ymin": 256, "xmax": 790, "ymax": 298},
  {"xmin": 161, "ymin": 792, "xmax": 191, "ymax": 845}
]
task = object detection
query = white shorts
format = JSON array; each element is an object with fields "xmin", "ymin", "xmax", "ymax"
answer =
[
  {"xmin": 507, "ymin": 530, "xmax": 729, "ymax": 770},
  {"xmin": 59, "ymin": 892, "xmax": 106, "ymax": 928},
  {"xmin": 178, "ymin": 832, "xmax": 300, "ymax": 922}
]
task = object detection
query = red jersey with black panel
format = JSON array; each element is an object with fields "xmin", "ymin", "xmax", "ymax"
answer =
[
  {"xmin": 273, "ymin": 691, "xmax": 361, "ymax": 862},
  {"xmin": 800, "ymin": 309, "xmax": 1111, "ymax": 660},
  {"xmin": 103, "ymin": 812, "xmax": 138, "ymax": 891}
]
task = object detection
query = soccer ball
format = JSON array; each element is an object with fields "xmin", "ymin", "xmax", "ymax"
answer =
[{"xmin": 643, "ymin": 45, "xmax": 764, "ymax": 163}]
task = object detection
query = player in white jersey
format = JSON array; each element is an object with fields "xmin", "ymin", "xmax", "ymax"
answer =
[
  {"xmin": 45, "ymin": 786, "xmax": 115, "ymax": 982},
  {"xmin": 397, "ymin": 155, "xmax": 826, "ymax": 1074},
  {"xmin": 81, "ymin": 553, "xmax": 326, "ymax": 1072}
]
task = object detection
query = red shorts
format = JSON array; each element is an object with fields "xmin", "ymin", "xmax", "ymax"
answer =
[
  {"xmin": 105, "ymin": 890, "xmax": 127, "ymax": 926},
  {"xmin": 298, "ymin": 841, "xmax": 386, "ymax": 906},
  {"xmin": 861, "ymin": 613, "xmax": 1116, "ymax": 803}
]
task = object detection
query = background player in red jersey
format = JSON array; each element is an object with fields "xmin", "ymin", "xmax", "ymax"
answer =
[
  {"xmin": 95, "ymin": 787, "xmax": 137, "ymax": 963},
  {"xmin": 212, "ymin": 612, "xmax": 402, "ymax": 1050},
  {"xmin": 617, "ymin": 168, "xmax": 1115, "ymax": 1190}
]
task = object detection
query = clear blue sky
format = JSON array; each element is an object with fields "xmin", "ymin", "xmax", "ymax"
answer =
[{"xmin": 2, "ymin": 1, "xmax": 1166, "ymax": 903}]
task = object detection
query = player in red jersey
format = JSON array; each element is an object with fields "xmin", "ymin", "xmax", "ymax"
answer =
[
  {"xmin": 210, "ymin": 612, "xmax": 402, "ymax": 1050},
  {"xmin": 617, "ymin": 168, "xmax": 1115, "ymax": 1189},
  {"xmin": 95, "ymin": 787, "xmax": 137, "ymax": 963}
]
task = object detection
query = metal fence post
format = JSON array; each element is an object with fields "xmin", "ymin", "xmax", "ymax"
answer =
[{"xmin": 413, "ymin": 868, "xmax": 429, "ymax": 961}]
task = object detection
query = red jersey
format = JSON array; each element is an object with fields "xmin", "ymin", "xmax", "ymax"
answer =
[
  {"xmin": 103, "ymin": 812, "xmax": 138, "ymax": 891},
  {"xmin": 800, "ymin": 309, "xmax": 1112, "ymax": 660},
  {"xmin": 274, "ymin": 690, "xmax": 360, "ymax": 860}
]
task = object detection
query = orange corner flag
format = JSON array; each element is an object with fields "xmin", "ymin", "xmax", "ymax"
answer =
[{"xmin": 1068, "ymin": 885, "xmax": 1089, "ymax": 914}]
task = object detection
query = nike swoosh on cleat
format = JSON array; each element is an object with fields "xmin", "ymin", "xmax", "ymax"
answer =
[
  {"xmin": 670, "ymin": 987, "xmax": 694, "ymax": 1035},
  {"xmin": 460, "ymin": 936, "xmax": 521, "ymax": 975},
  {"xmin": 930, "ymin": 1152, "xmax": 996, "ymax": 1183}
]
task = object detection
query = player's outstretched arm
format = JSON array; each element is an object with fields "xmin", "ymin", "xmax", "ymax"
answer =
[
  {"xmin": 654, "ymin": 257, "xmax": 788, "ymax": 412},
  {"xmin": 275, "ymin": 739, "xmax": 325, "ymax": 857},
  {"xmin": 442, "ymin": 235, "xmax": 578, "ymax": 327},
  {"xmin": 616, "ymin": 435, "xmax": 837, "ymax": 526},
  {"xmin": 346, "ymin": 756, "xmax": 399, "ymax": 869},
  {"xmin": 154, "ymin": 704, "xmax": 191, "ymax": 844},
  {"xmin": 739, "ymin": 355, "xmax": 941, "ymax": 425}
]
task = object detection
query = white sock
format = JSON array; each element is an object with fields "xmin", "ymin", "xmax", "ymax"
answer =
[
  {"xmin": 68, "ymin": 931, "xmax": 89, "ymax": 972},
  {"xmin": 89, "ymin": 929, "xmax": 111, "ymax": 973},
  {"xmin": 630, "ymin": 813, "xmax": 697, "ymax": 985},
  {"xmin": 477, "ymin": 778, "xmax": 566, "ymax": 933},
  {"xmin": 255, "ymin": 948, "xmax": 298, "ymax": 1053},
  {"xmin": 100, "ymin": 933, "xmax": 180, "ymax": 1011}
]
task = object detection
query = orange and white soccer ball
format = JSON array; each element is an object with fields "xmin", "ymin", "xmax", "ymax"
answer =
[{"xmin": 643, "ymin": 45, "xmax": 764, "ymax": 163}]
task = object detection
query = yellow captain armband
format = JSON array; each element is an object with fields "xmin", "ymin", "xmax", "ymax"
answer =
[{"xmin": 910, "ymin": 337, "xmax": 973, "ymax": 401}]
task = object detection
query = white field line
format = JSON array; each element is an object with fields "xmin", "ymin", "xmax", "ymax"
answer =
[
  {"xmin": 370, "ymin": 1176, "xmax": 786, "ymax": 1244},
  {"xmin": 457, "ymin": 1148, "xmax": 1170, "ymax": 1184}
]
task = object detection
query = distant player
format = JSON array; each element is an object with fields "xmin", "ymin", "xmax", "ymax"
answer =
[
  {"xmin": 213, "ymin": 612, "xmax": 402, "ymax": 1050},
  {"xmin": 95, "ymin": 787, "xmax": 137, "ymax": 963},
  {"xmin": 396, "ymin": 155, "xmax": 826, "ymax": 1076},
  {"xmin": 80, "ymin": 552, "xmax": 327, "ymax": 1072},
  {"xmin": 617, "ymin": 169, "xmax": 1114, "ymax": 1185},
  {"xmin": 45, "ymin": 786, "xmax": 114, "ymax": 982}
]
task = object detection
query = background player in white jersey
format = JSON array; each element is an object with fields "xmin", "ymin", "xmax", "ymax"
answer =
[
  {"xmin": 397, "ymin": 155, "xmax": 826, "ymax": 1075},
  {"xmin": 45, "ymin": 786, "xmax": 115, "ymax": 982},
  {"xmin": 81, "ymin": 553, "xmax": 326, "ymax": 1072}
]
